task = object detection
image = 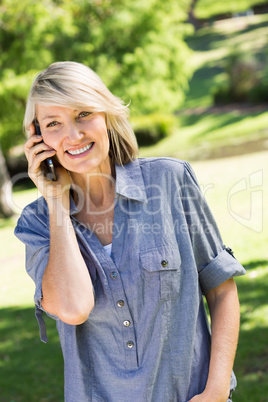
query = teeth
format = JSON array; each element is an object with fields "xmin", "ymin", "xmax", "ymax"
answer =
[{"xmin": 68, "ymin": 143, "xmax": 93, "ymax": 155}]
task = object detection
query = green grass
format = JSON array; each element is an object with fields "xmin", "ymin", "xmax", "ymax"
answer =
[
  {"xmin": 195, "ymin": 0, "xmax": 268, "ymax": 19},
  {"xmin": 233, "ymin": 266, "xmax": 268, "ymax": 402},
  {"xmin": 0, "ymin": 188, "xmax": 64, "ymax": 401},
  {"xmin": 0, "ymin": 307, "xmax": 64, "ymax": 402},
  {"xmin": 140, "ymin": 110, "xmax": 268, "ymax": 161}
]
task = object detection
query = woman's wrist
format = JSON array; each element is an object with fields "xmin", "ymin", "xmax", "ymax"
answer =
[
  {"xmin": 47, "ymin": 192, "xmax": 71, "ymax": 221},
  {"xmin": 203, "ymin": 384, "xmax": 230, "ymax": 402}
]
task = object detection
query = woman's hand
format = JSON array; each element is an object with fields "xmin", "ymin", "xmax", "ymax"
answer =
[
  {"xmin": 24, "ymin": 124, "xmax": 71, "ymax": 204},
  {"xmin": 189, "ymin": 391, "xmax": 227, "ymax": 402}
]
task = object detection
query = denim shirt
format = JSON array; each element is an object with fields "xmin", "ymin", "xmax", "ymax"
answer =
[{"xmin": 14, "ymin": 158, "xmax": 246, "ymax": 402}]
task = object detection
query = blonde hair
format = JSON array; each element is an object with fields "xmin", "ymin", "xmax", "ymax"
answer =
[{"xmin": 24, "ymin": 61, "xmax": 139, "ymax": 165}]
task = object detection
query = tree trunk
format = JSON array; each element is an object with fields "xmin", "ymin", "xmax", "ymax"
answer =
[
  {"xmin": 188, "ymin": 0, "xmax": 200, "ymax": 31},
  {"xmin": 0, "ymin": 144, "xmax": 14, "ymax": 218}
]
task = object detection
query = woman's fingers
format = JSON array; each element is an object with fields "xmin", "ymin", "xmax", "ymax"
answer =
[
  {"xmin": 23, "ymin": 124, "xmax": 71, "ymax": 202},
  {"xmin": 27, "ymin": 139, "xmax": 55, "ymax": 169},
  {"xmin": 27, "ymin": 141, "xmax": 55, "ymax": 161},
  {"xmin": 23, "ymin": 125, "xmax": 56, "ymax": 184},
  {"xmin": 29, "ymin": 150, "xmax": 56, "ymax": 178}
]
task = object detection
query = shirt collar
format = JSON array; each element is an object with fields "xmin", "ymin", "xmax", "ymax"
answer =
[
  {"xmin": 70, "ymin": 158, "xmax": 147, "ymax": 215},
  {"xmin": 115, "ymin": 159, "xmax": 147, "ymax": 203}
]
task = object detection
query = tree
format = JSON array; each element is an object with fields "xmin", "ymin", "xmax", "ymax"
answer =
[
  {"xmin": 187, "ymin": 0, "xmax": 200, "ymax": 31},
  {"xmin": 0, "ymin": 143, "xmax": 13, "ymax": 217},
  {"xmin": 0, "ymin": 0, "xmax": 193, "ymax": 155}
]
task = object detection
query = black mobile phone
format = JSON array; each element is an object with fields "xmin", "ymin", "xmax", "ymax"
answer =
[{"xmin": 34, "ymin": 123, "xmax": 57, "ymax": 181}]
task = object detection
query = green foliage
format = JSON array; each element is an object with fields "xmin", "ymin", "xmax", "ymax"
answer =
[
  {"xmin": 249, "ymin": 81, "xmax": 268, "ymax": 103},
  {"xmin": 249, "ymin": 61, "xmax": 268, "ymax": 102},
  {"xmin": 131, "ymin": 114, "xmax": 175, "ymax": 146},
  {"xmin": 0, "ymin": 0, "xmax": 193, "ymax": 155},
  {"xmin": 0, "ymin": 71, "xmax": 37, "ymax": 154}
]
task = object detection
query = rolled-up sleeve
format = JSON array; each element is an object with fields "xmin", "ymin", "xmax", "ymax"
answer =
[
  {"xmin": 14, "ymin": 201, "xmax": 58, "ymax": 321},
  {"xmin": 199, "ymin": 249, "xmax": 246, "ymax": 295},
  {"xmin": 182, "ymin": 162, "xmax": 246, "ymax": 294}
]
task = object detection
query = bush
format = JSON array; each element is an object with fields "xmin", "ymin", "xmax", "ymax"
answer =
[
  {"xmin": 249, "ymin": 82, "xmax": 268, "ymax": 103},
  {"xmin": 131, "ymin": 114, "xmax": 175, "ymax": 146},
  {"xmin": 213, "ymin": 48, "xmax": 261, "ymax": 104},
  {"xmin": 212, "ymin": 84, "xmax": 233, "ymax": 105}
]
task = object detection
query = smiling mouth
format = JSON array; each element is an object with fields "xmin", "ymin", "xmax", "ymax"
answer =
[{"xmin": 66, "ymin": 142, "xmax": 94, "ymax": 155}]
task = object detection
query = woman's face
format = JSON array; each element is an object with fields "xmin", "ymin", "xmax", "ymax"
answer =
[{"xmin": 36, "ymin": 105, "xmax": 110, "ymax": 175}]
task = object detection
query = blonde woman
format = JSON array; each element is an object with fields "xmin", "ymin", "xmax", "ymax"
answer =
[{"xmin": 15, "ymin": 61, "xmax": 245, "ymax": 402}]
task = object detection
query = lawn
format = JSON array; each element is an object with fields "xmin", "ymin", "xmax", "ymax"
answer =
[
  {"xmin": 195, "ymin": 0, "xmax": 268, "ymax": 19},
  {"xmin": 193, "ymin": 152, "xmax": 268, "ymax": 401},
  {"xmin": 0, "ymin": 187, "xmax": 64, "ymax": 401}
]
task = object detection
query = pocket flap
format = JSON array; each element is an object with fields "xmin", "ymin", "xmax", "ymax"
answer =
[{"xmin": 140, "ymin": 245, "xmax": 181, "ymax": 273}]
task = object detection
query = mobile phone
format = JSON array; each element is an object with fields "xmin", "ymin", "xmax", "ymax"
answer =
[{"xmin": 34, "ymin": 123, "xmax": 57, "ymax": 181}]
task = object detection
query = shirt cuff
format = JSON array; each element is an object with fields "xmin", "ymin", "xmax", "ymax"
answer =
[
  {"xmin": 199, "ymin": 249, "xmax": 246, "ymax": 295},
  {"xmin": 34, "ymin": 277, "xmax": 59, "ymax": 320}
]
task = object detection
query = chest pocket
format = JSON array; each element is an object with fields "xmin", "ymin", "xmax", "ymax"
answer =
[{"xmin": 140, "ymin": 245, "xmax": 181, "ymax": 301}]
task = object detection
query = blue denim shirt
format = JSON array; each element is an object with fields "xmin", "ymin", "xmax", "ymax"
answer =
[{"xmin": 15, "ymin": 158, "xmax": 246, "ymax": 402}]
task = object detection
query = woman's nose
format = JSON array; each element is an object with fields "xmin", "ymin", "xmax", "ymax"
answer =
[{"xmin": 66, "ymin": 124, "xmax": 84, "ymax": 143}]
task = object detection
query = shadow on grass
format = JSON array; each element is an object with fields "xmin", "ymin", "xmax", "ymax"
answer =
[
  {"xmin": 184, "ymin": 65, "xmax": 223, "ymax": 105},
  {"xmin": 0, "ymin": 306, "xmax": 63, "ymax": 402},
  {"xmin": 13, "ymin": 179, "xmax": 35, "ymax": 193},
  {"xmin": 234, "ymin": 324, "xmax": 268, "ymax": 402},
  {"xmin": 180, "ymin": 109, "xmax": 266, "ymax": 142},
  {"xmin": 187, "ymin": 18, "xmax": 268, "ymax": 54},
  {"xmin": 243, "ymin": 260, "xmax": 268, "ymax": 270},
  {"xmin": 236, "ymin": 19, "xmax": 268, "ymax": 37},
  {"xmin": 186, "ymin": 30, "xmax": 228, "ymax": 52}
]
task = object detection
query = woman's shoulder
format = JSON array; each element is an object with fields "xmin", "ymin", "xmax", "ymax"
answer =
[
  {"xmin": 137, "ymin": 157, "xmax": 191, "ymax": 180},
  {"xmin": 15, "ymin": 196, "xmax": 49, "ymax": 230}
]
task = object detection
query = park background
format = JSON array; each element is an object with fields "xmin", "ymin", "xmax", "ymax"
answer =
[{"xmin": 0, "ymin": 0, "xmax": 267, "ymax": 401}]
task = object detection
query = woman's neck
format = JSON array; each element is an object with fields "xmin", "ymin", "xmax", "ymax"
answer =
[{"xmin": 70, "ymin": 161, "xmax": 116, "ymax": 211}]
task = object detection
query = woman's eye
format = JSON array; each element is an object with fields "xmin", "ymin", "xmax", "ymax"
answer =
[
  {"xmin": 79, "ymin": 111, "xmax": 91, "ymax": 118},
  {"xmin": 47, "ymin": 121, "xmax": 58, "ymax": 128}
]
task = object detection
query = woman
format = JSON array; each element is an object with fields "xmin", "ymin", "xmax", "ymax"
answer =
[{"xmin": 15, "ymin": 61, "xmax": 245, "ymax": 402}]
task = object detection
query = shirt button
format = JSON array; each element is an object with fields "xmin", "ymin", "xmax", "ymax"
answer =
[
  {"xmin": 127, "ymin": 341, "xmax": 134, "ymax": 348},
  {"xmin": 123, "ymin": 320, "xmax": 131, "ymax": 327},
  {"xmin": 161, "ymin": 259, "xmax": 168, "ymax": 267},
  {"xmin": 110, "ymin": 272, "xmax": 118, "ymax": 279},
  {"xmin": 117, "ymin": 300, "xmax": 125, "ymax": 307}
]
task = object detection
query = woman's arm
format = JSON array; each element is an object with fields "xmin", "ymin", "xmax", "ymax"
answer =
[
  {"xmin": 24, "ymin": 126, "xmax": 94, "ymax": 325},
  {"xmin": 190, "ymin": 278, "xmax": 240, "ymax": 402},
  {"xmin": 41, "ymin": 193, "xmax": 95, "ymax": 325}
]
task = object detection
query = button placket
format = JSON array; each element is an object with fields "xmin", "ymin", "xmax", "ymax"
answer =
[
  {"xmin": 107, "ymin": 269, "xmax": 137, "ymax": 368},
  {"xmin": 75, "ymin": 203, "xmax": 138, "ymax": 369}
]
